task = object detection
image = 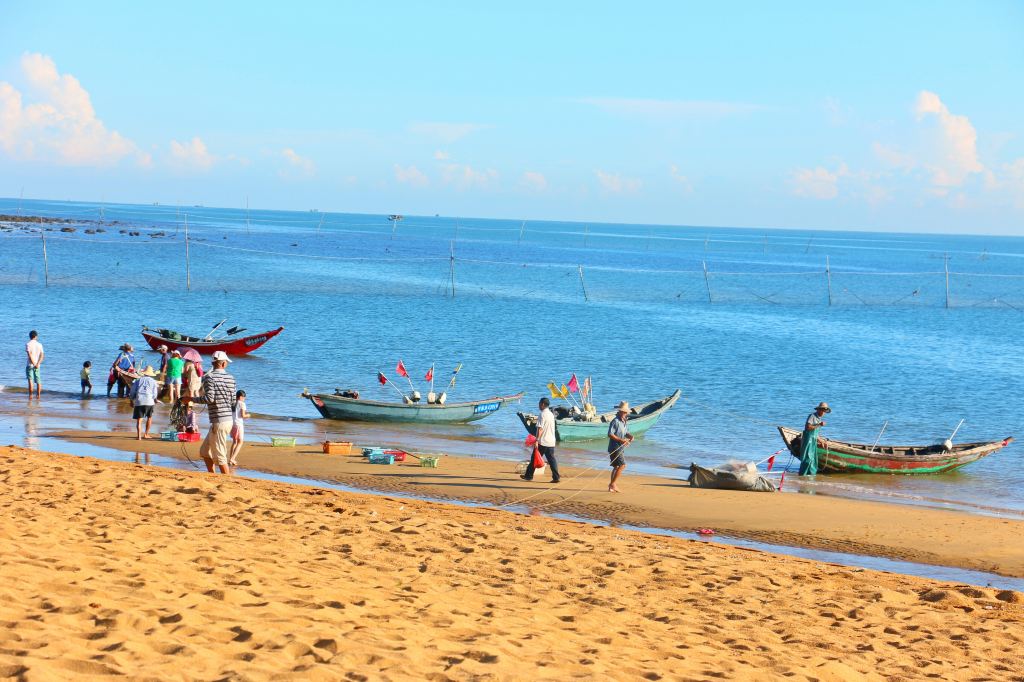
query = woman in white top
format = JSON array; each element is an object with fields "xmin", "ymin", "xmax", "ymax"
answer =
[{"xmin": 229, "ymin": 390, "xmax": 248, "ymax": 468}]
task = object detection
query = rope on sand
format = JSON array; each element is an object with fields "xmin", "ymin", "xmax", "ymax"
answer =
[{"xmin": 496, "ymin": 441, "xmax": 628, "ymax": 509}]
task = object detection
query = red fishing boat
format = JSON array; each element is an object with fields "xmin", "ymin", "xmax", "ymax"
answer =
[{"xmin": 141, "ymin": 321, "xmax": 284, "ymax": 356}]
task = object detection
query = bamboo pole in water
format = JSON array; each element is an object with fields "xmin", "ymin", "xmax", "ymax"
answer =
[
  {"xmin": 577, "ymin": 265, "xmax": 589, "ymax": 302},
  {"xmin": 39, "ymin": 219, "xmax": 48, "ymax": 287},
  {"xmin": 944, "ymin": 254, "xmax": 950, "ymax": 309},
  {"xmin": 826, "ymin": 255, "xmax": 833, "ymax": 306},
  {"xmin": 702, "ymin": 260, "xmax": 712, "ymax": 303},
  {"xmin": 448, "ymin": 241, "xmax": 456, "ymax": 298},
  {"xmin": 184, "ymin": 215, "xmax": 191, "ymax": 292}
]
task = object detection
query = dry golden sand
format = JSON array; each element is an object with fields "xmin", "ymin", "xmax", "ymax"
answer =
[
  {"xmin": 1, "ymin": 446, "xmax": 1023, "ymax": 681},
  {"xmin": 56, "ymin": 430, "xmax": 1024, "ymax": 577}
]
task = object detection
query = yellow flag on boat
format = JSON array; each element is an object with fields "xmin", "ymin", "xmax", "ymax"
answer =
[
  {"xmin": 559, "ymin": 384, "xmax": 569, "ymax": 399},
  {"xmin": 546, "ymin": 382, "xmax": 561, "ymax": 399}
]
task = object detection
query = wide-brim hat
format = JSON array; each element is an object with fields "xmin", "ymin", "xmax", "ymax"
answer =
[
  {"xmin": 816, "ymin": 402, "xmax": 831, "ymax": 413},
  {"xmin": 140, "ymin": 366, "xmax": 158, "ymax": 377},
  {"xmin": 616, "ymin": 401, "xmax": 630, "ymax": 412}
]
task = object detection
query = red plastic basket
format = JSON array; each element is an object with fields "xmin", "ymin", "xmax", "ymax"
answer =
[{"xmin": 178, "ymin": 432, "xmax": 200, "ymax": 442}]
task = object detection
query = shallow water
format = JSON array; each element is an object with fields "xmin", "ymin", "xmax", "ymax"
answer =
[{"xmin": 1, "ymin": 198, "xmax": 1023, "ymax": 516}]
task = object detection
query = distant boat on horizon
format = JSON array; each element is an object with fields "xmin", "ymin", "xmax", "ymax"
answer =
[{"xmin": 388, "ymin": 214, "xmax": 403, "ymax": 221}]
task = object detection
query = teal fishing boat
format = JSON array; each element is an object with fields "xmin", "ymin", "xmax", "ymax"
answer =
[
  {"xmin": 517, "ymin": 389, "xmax": 680, "ymax": 442},
  {"xmin": 303, "ymin": 390, "xmax": 523, "ymax": 424}
]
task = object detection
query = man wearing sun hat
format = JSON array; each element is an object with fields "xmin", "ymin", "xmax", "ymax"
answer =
[
  {"xmin": 191, "ymin": 350, "xmax": 237, "ymax": 474},
  {"xmin": 607, "ymin": 401, "xmax": 634, "ymax": 493},
  {"xmin": 129, "ymin": 366, "xmax": 160, "ymax": 440},
  {"xmin": 799, "ymin": 402, "xmax": 831, "ymax": 476}
]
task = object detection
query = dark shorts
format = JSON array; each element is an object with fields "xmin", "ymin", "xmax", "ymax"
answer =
[
  {"xmin": 133, "ymin": 405, "xmax": 154, "ymax": 419},
  {"xmin": 609, "ymin": 452, "xmax": 626, "ymax": 468},
  {"xmin": 81, "ymin": 379, "xmax": 92, "ymax": 389}
]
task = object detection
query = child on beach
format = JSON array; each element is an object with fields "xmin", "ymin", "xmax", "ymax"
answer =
[
  {"xmin": 80, "ymin": 361, "xmax": 92, "ymax": 398},
  {"xmin": 184, "ymin": 404, "xmax": 199, "ymax": 434},
  {"xmin": 229, "ymin": 390, "xmax": 248, "ymax": 468}
]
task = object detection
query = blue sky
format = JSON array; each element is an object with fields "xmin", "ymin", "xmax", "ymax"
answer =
[{"xmin": 1, "ymin": 1, "xmax": 1023, "ymax": 233}]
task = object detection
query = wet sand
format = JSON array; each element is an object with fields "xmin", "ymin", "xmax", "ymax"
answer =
[
  {"xmin": 2, "ymin": 445, "xmax": 1022, "ymax": 680},
  {"xmin": 52, "ymin": 428, "xmax": 1024, "ymax": 578}
]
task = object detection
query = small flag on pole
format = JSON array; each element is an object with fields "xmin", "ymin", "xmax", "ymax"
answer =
[
  {"xmin": 766, "ymin": 455, "xmax": 776, "ymax": 471},
  {"xmin": 377, "ymin": 372, "xmax": 388, "ymax": 385},
  {"xmin": 396, "ymin": 360, "xmax": 409, "ymax": 378},
  {"xmin": 559, "ymin": 384, "xmax": 569, "ymax": 399},
  {"xmin": 567, "ymin": 374, "xmax": 579, "ymax": 393},
  {"xmin": 547, "ymin": 382, "xmax": 561, "ymax": 399},
  {"xmin": 425, "ymin": 365, "xmax": 434, "ymax": 382}
]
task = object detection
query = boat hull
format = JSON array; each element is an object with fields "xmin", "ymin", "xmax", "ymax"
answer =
[
  {"xmin": 517, "ymin": 390, "xmax": 680, "ymax": 442},
  {"xmin": 777, "ymin": 426, "xmax": 1012, "ymax": 474},
  {"xmin": 142, "ymin": 327, "xmax": 284, "ymax": 356},
  {"xmin": 306, "ymin": 392, "xmax": 523, "ymax": 424}
]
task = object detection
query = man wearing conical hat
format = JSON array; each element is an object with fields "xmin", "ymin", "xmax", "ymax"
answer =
[{"xmin": 799, "ymin": 402, "xmax": 830, "ymax": 476}]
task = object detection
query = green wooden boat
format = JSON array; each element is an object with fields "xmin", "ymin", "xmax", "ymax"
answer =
[
  {"xmin": 517, "ymin": 389, "xmax": 680, "ymax": 443},
  {"xmin": 303, "ymin": 389, "xmax": 523, "ymax": 424},
  {"xmin": 777, "ymin": 426, "xmax": 1013, "ymax": 474}
]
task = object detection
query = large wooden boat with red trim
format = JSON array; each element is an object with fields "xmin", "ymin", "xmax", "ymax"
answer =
[
  {"xmin": 141, "ymin": 325, "xmax": 284, "ymax": 356},
  {"xmin": 778, "ymin": 426, "xmax": 1012, "ymax": 475}
]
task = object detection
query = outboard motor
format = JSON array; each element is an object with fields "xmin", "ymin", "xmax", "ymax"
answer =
[
  {"xmin": 411, "ymin": 391, "xmax": 421, "ymax": 403},
  {"xmin": 437, "ymin": 392, "xmax": 447, "ymax": 405},
  {"xmin": 427, "ymin": 391, "xmax": 437, "ymax": 404}
]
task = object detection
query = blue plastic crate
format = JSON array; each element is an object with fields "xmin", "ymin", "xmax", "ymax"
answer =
[{"xmin": 368, "ymin": 453, "xmax": 395, "ymax": 465}]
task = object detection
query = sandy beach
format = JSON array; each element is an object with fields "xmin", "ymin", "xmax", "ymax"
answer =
[
  {"xmin": 52, "ymin": 428, "xmax": 1024, "ymax": 579},
  {"xmin": 1, "ymin": 445, "xmax": 1022, "ymax": 680}
]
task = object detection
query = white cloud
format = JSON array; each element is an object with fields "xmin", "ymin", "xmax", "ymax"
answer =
[
  {"xmin": 914, "ymin": 90, "xmax": 984, "ymax": 188},
  {"xmin": 520, "ymin": 171, "xmax": 547, "ymax": 192},
  {"xmin": 279, "ymin": 147, "xmax": 315, "ymax": 178},
  {"xmin": 579, "ymin": 97, "xmax": 761, "ymax": 119},
  {"xmin": 0, "ymin": 52, "xmax": 145, "ymax": 166},
  {"xmin": 669, "ymin": 164, "xmax": 692, "ymax": 193},
  {"xmin": 790, "ymin": 164, "xmax": 848, "ymax": 200},
  {"xmin": 439, "ymin": 163, "xmax": 498, "ymax": 190},
  {"xmin": 433, "ymin": 150, "xmax": 449, "ymax": 160},
  {"xmin": 872, "ymin": 142, "xmax": 916, "ymax": 171},
  {"xmin": 595, "ymin": 170, "xmax": 641, "ymax": 194},
  {"xmin": 1001, "ymin": 158, "xmax": 1024, "ymax": 208},
  {"xmin": 169, "ymin": 136, "xmax": 216, "ymax": 170},
  {"xmin": 409, "ymin": 122, "xmax": 489, "ymax": 144},
  {"xmin": 394, "ymin": 163, "xmax": 428, "ymax": 187}
]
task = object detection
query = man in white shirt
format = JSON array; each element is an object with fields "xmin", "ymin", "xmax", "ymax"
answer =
[
  {"xmin": 521, "ymin": 397, "xmax": 561, "ymax": 483},
  {"xmin": 25, "ymin": 330, "xmax": 44, "ymax": 399}
]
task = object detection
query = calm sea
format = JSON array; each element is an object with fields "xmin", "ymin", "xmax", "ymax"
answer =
[{"xmin": 2, "ymin": 198, "xmax": 1023, "ymax": 516}]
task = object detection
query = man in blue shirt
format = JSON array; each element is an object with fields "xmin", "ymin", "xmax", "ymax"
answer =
[{"xmin": 129, "ymin": 366, "xmax": 160, "ymax": 440}]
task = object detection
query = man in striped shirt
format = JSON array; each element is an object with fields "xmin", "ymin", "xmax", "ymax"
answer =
[{"xmin": 193, "ymin": 351, "xmax": 237, "ymax": 474}]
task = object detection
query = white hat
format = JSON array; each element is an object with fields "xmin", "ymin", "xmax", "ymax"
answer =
[{"xmin": 212, "ymin": 350, "xmax": 232, "ymax": 363}]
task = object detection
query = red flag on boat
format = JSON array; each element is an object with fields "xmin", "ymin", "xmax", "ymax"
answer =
[
  {"xmin": 425, "ymin": 365, "xmax": 434, "ymax": 382},
  {"xmin": 396, "ymin": 360, "xmax": 409, "ymax": 378},
  {"xmin": 377, "ymin": 372, "xmax": 388, "ymax": 385},
  {"xmin": 567, "ymin": 373, "xmax": 579, "ymax": 393},
  {"xmin": 766, "ymin": 455, "xmax": 776, "ymax": 471}
]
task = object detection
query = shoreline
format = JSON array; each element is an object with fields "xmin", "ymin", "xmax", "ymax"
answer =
[
  {"xmin": 44, "ymin": 427, "xmax": 1024, "ymax": 578},
  {"xmin": 1, "ymin": 444, "xmax": 1022, "ymax": 679}
]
